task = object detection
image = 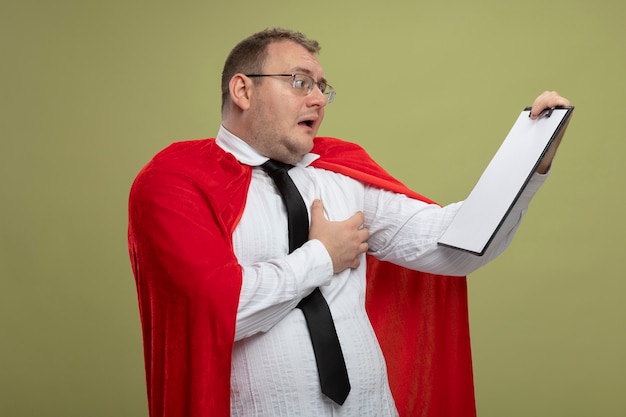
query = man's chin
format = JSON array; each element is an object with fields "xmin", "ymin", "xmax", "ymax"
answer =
[{"xmin": 282, "ymin": 140, "xmax": 314, "ymax": 164}]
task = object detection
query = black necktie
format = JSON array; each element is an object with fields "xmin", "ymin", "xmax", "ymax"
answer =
[{"xmin": 261, "ymin": 159, "xmax": 351, "ymax": 406}]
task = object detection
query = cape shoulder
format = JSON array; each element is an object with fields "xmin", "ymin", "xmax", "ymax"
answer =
[{"xmin": 312, "ymin": 137, "xmax": 436, "ymax": 205}]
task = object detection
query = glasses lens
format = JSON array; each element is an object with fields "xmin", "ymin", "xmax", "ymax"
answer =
[
  {"xmin": 291, "ymin": 74, "xmax": 335, "ymax": 103},
  {"xmin": 314, "ymin": 79, "xmax": 335, "ymax": 104},
  {"xmin": 324, "ymin": 85, "xmax": 335, "ymax": 103},
  {"xmin": 291, "ymin": 74, "xmax": 312, "ymax": 92}
]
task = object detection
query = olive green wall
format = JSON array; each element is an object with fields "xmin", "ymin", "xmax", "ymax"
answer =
[{"xmin": 2, "ymin": 1, "xmax": 624, "ymax": 416}]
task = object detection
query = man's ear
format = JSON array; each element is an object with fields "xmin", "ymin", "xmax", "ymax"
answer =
[{"xmin": 229, "ymin": 74, "xmax": 253, "ymax": 111}]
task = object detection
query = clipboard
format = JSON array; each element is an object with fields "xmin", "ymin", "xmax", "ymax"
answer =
[{"xmin": 437, "ymin": 105, "xmax": 574, "ymax": 256}]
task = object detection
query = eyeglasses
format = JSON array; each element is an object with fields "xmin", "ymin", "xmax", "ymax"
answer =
[{"xmin": 245, "ymin": 73, "xmax": 335, "ymax": 103}]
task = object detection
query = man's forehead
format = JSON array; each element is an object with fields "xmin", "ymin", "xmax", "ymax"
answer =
[{"xmin": 265, "ymin": 41, "xmax": 323, "ymax": 71}]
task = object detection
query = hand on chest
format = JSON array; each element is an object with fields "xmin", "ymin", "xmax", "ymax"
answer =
[{"xmin": 234, "ymin": 166, "xmax": 365, "ymax": 261}]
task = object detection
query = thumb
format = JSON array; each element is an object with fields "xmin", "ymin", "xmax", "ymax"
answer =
[{"xmin": 310, "ymin": 199, "xmax": 324, "ymax": 223}]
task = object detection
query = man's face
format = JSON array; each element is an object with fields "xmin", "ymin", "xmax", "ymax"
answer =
[{"xmin": 245, "ymin": 40, "xmax": 329, "ymax": 164}]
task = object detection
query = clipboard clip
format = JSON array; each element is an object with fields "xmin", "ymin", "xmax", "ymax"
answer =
[{"xmin": 528, "ymin": 107, "xmax": 555, "ymax": 119}]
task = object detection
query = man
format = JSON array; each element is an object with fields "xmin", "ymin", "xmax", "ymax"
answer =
[{"xmin": 128, "ymin": 28, "xmax": 572, "ymax": 417}]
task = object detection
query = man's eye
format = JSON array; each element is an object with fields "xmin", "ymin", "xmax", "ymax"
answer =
[{"xmin": 293, "ymin": 79, "xmax": 307, "ymax": 89}]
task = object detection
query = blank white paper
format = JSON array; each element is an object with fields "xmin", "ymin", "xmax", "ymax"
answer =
[{"xmin": 437, "ymin": 107, "xmax": 572, "ymax": 255}]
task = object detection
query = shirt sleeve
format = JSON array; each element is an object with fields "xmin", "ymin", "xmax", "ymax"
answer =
[
  {"xmin": 234, "ymin": 239, "xmax": 333, "ymax": 340},
  {"xmin": 364, "ymin": 172, "xmax": 548, "ymax": 276}
]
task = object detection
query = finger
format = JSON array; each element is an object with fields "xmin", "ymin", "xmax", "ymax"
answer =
[
  {"xmin": 346, "ymin": 211, "xmax": 365, "ymax": 228},
  {"xmin": 530, "ymin": 91, "xmax": 571, "ymax": 119},
  {"xmin": 530, "ymin": 91, "xmax": 554, "ymax": 119},
  {"xmin": 310, "ymin": 199, "xmax": 324, "ymax": 222},
  {"xmin": 351, "ymin": 258, "xmax": 361, "ymax": 269},
  {"xmin": 358, "ymin": 241, "xmax": 369, "ymax": 254}
]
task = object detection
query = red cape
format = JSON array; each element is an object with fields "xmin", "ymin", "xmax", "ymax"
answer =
[{"xmin": 128, "ymin": 137, "xmax": 476, "ymax": 417}]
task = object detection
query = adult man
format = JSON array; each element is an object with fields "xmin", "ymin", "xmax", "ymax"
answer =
[{"xmin": 128, "ymin": 28, "xmax": 571, "ymax": 417}]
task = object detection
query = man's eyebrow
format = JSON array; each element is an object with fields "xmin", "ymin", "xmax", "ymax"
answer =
[{"xmin": 292, "ymin": 67, "xmax": 328, "ymax": 84}]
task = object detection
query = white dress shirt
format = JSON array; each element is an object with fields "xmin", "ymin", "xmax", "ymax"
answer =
[{"xmin": 216, "ymin": 126, "xmax": 547, "ymax": 416}]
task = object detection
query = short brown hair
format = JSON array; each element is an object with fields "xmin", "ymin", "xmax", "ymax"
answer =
[{"xmin": 220, "ymin": 28, "xmax": 321, "ymax": 111}]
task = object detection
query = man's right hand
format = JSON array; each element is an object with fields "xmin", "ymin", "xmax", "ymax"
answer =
[{"xmin": 308, "ymin": 199, "xmax": 369, "ymax": 274}]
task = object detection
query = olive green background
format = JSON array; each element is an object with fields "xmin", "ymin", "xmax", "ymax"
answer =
[{"xmin": 2, "ymin": 0, "xmax": 624, "ymax": 416}]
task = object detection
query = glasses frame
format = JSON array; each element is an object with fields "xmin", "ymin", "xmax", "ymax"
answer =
[{"xmin": 245, "ymin": 73, "xmax": 335, "ymax": 103}]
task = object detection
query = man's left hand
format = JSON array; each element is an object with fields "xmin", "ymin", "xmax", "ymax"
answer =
[{"xmin": 530, "ymin": 91, "xmax": 573, "ymax": 174}]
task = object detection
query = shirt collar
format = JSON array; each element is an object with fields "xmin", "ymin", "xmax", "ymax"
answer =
[{"xmin": 216, "ymin": 125, "xmax": 319, "ymax": 167}]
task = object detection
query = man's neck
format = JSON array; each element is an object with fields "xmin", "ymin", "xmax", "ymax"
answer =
[{"xmin": 216, "ymin": 125, "xmax": 319, "ymax": 167}]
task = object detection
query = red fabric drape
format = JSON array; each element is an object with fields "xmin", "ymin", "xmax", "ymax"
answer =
[{"xmin": 128, "ymin": 137, "xmax": 476, "ymax": 417}]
